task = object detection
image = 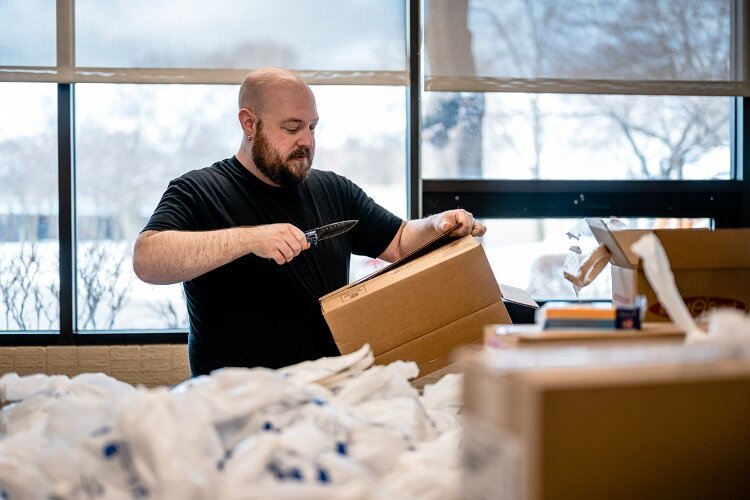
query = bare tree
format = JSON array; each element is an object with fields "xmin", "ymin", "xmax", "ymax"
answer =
[
  {"xmin": 561, "ymin": 0, "xmax": 731, "ymax": 179},
  {"xmin": 592, "ymin": 96, "xmax": 727, "ymax": 179},
  {"xmin": 4, "ymin": 244, "xmax": 38, "ymax": 329},
  {"xmin": 0, "ymin": 243, "xmax": 59, "ymax": 330},
  {"xmin": 78, "ymin": 242, "xmax": 132, "ymax": 329},
  {"xmin": 147, "ymin": 299, "xmax": 184, "ymax": 329},
  {"xmin": 431, "ymin": 0, "xmax": 730, "ymax": 181},
  {"xmin": 43, "ymin": 278, "xmax": 60, "ymax": 329},
  {"xmin": 0, "ymin": 240, "xmax": 135, "ymax": 331}
]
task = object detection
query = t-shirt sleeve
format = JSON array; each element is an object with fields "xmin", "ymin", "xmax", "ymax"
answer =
[
  {"xmin": 141, "ymin": 177, "xmax": 200, "ymax": 232},
  {"xmin": 344, "ymin": 178, "xmax": 403, "ymax": 258}
]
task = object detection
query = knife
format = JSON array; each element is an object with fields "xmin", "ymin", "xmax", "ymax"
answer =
[{"xmin": 304, "ymin": 220, "xmax": 358, "ymax": 246}]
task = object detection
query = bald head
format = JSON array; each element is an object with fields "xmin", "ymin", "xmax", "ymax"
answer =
[
  {"xmin": 235, "ymin": 67, "xmax": 319, "ymax": 186},
  {"xmin": 238, "ymin": 67, "xmax": 311, "ymax": 115}
]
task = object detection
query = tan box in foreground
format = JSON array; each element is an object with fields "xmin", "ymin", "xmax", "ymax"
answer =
[
  {"xmin": 462, "ymin": 346, "xmax": 750, "ymax": 500},
  {"xmin": 484, "ymin": 322, "xmax": 685, "ymax": 349},
  {"xmin": 588, "ymin": 219, "xmax": 750, "ymax": 322},
  {"xmin": 411, "ymin": 323, "xmax": 685, "ymax": 390},
  {"xmin": 320, "ymin": 234, "xmax": 537, "ymax": 377}
]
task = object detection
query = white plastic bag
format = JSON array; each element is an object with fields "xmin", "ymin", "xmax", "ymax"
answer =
[
  {"xmin": 375, "ymin": 428, "xmax": 462, "ymax": 500},
  {"xmin": 218, "ymin": 421, "xmax": 374, "ymax": 500},
  {"xmin": 334, "ymin": 361, "xmax": 419, "ymax": 406},
  {"xmin": 279, "ymin": 344, "xmax": 374, "ymax": 388},
  {"xmin": 114, "ymin": 390, "xmax": 224, "ymax": 499}
]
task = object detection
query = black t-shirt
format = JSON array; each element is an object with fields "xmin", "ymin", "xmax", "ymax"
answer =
[{"xmin": 143, "ymin": 156, "xmax": 402, "ymax": 375}]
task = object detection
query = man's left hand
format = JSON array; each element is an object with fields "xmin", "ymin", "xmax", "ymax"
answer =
[{"xmin": 436, "ymin": 209, "xmax": 486, "ymax": 237}]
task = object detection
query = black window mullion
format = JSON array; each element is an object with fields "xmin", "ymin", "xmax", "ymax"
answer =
[
  {"xmin": 57, "ymin": 83, "xmax": 76, "ymax": 342},
  {"xmin": 407, "ymin": 0, "xmax": 423, "ymax": 219},
  {"xmin": 732, "ymin": 0, "xmax": 750, "ymax": 227},
  {"xmin": 423, "ymin": 179, "xmax": 746, "ymax": 228},
  {"xmin": 742, "ymin": 97, "xmax": 750, "ymax": 227}
]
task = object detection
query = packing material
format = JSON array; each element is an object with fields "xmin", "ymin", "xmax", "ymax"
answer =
[{"xmin": 586, "ymin": 218, "xmax": 750, "ymax": 322}]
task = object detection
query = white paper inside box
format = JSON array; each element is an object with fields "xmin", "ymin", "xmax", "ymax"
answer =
[{"xmin": 319, "ymin": 234, "xmax": 535, "ymax": 374}]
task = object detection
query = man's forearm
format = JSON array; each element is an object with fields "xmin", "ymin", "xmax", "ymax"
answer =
[
  {"xmin": 133, "ymin": 223, "xmax": 311, "ymax": 284},
  {"xmin": 133, "ymin": 228, "xmax": 256, "ymax": 285},
  {"xmin": 378, "ymin": 216, "xmax": 442, "ymax": 262},
  {"xmin": 379, "ymin": 209, "xmax": 486, "ymax": 262},
  {"xmin": 396, "ymin": 215, "xmax": 442, "ymax": 257}
]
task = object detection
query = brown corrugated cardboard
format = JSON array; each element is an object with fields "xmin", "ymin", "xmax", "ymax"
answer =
[
  {"xmin": 484, "ymin": 322, "xmax": 685, "ymax": 349},
  {"xmin": 462, "ymin": 346, "xmax": 750, "ymax": 500},
  {"xmin": 587, "ymin": 219, "xmax": 750, "ymax": 322},
  {"xmin": 320, "ymin": 234, "xmax": 537, "ymax": 376},
  {"xmin": 377, "ymin": 302, "xmax": 509, "ymax": 375}
]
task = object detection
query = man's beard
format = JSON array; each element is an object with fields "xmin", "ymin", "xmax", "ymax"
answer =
[{"xmin": 252, "ymin": 124, "xmax": 313, "ymax": 187}]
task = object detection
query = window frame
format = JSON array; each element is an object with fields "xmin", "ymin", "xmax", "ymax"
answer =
[
  {"xmin": 0, "ymin": 0, "xmax": 748, "ymax": 345},
  {"xmin": 421, "ymin": 0, "xmax": 750, "ymax": 229}
]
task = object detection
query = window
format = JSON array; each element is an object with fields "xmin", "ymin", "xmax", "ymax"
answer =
[
  {"xmin": 75, "ymin": 0, "xmax": 404, "ymax": 71},
  {"xmin": 73, "ymin": 84, "xmax": 405, "ymax": 329},
  {"xmin": 74, "ymin": 84, "xmax": 240, "ymax": 330},
  {"xmin": 0, "ymin": 0, "xmax": 406, "ymax": 337},
  {"xmin": 423, "ymin": 0, "xmax": 734, "ymax": 181},
  {"xmin": 423, "ymin": 93, "xmax": 731, "ymax": 180},
  {"xmin": 0, "ymin": 1, "xmax": 56, "ymax": 67},
  {"xmin": 0, "ymin": 0, "xmax": 747, "ymax": 339},
  {"xmin": 0, "ymin": 83, "xmax": 59, "ymax": 331},
  {"xmin": 423, "ymin": 0, "xmax": 747, "ymax": 299}
]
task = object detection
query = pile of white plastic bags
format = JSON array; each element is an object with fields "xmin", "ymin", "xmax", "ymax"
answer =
[{"xmin": 0, "ymin": 344, "xmax": 463, "ymax": 500}]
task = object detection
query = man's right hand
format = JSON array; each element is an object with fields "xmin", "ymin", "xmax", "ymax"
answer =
[{"xmin": 248, "ymin": 223, "xmax": 311, "ymax": 265}]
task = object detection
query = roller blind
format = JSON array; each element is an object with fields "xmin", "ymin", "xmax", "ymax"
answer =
[{"xmin": 424, "ymin": 0, "xmax": 747, "ymax": 96}]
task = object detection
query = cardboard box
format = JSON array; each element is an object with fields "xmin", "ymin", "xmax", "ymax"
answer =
[
  {"xmin": 412, "ymin": 321, "xmax": 685, "ymax": 390},
  {"xmin": 410, "ymin": 345, "xmax": 483, "ymax": 391},
  {"xmin": 462, "ymin": 345, "xmax": 750, "ymax": 500},
  {"xmin": 587, "ymin": 219, "xmax": 750, "ymax": 322},
  {"xmin": 484, "ymin": 322, "xmax": 685, "ymax": 349},
  {"xmin": 320, "ymin": 234, "xmax": 537, "ymax": 376}
]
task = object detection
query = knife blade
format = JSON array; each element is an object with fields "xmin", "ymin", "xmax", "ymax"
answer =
[{"xmin": 304, "ymin": 220, "xmax": 358, "ymax": 246}]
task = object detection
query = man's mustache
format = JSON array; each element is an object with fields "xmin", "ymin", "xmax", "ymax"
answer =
[{"xmin": 288, "ymin": 148, "xmax": 312, "ymax": 161}]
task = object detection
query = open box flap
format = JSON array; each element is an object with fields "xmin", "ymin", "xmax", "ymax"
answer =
[
  {"xmin": 347, "ymin": 223, "xmax": 461, "ymax": 287},
  {"xmin": 500, "ymin": 283, "xmax": 539, "ymax": 309},
  {"xmin": 586, "ymin": 218, "xmax": 645, "ymax": 268},
  {"xmin": 588, "ymin": 218, "xmax": 750, "ymax": 270}
]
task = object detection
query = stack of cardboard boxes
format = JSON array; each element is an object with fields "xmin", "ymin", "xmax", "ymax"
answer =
[{"xmin": 318, "ymin": 223, "xmax": 750, "ymax": 498}]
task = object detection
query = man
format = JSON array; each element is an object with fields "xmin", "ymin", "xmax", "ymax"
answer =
[{"xmin": 133, "ymin": 67, "xmax": 485, "ymax": 376}]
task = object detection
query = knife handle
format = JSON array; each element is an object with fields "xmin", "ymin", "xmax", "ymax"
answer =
[{"xmin": 304, "ymin": 230, "xmax": 318, "ymax": 247}]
